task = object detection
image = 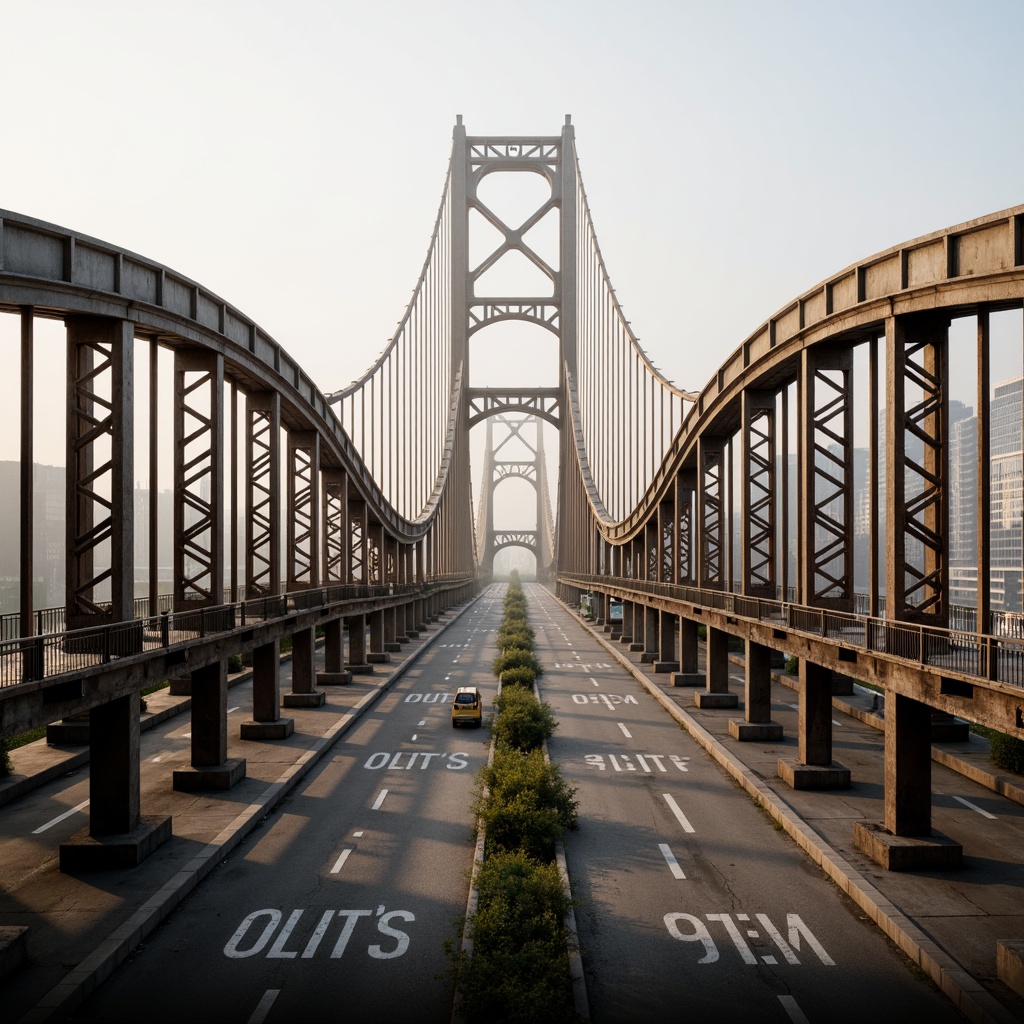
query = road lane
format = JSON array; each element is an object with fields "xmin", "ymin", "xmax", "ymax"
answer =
[
  {"xmin": 530, "ymin": 584, "xmax": 964, "ymax": 1024},
  {"xmin": 66, "ymin": 588, "xmax": 504, "ymax": 1024}
]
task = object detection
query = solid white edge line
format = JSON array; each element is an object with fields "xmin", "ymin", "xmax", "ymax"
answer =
[
  {"xmin": 33, "ymin": 799, "xmax": 90, "ymax": 835},
  {"xmin": 778, "ymin": 994, "xmax": 810, "ymax": 1024},
  {"xmin": 247, "ymin": 988, "xmax": 281, "ymax": 1024},
  {"xmin": 330, "ymin": 849, "xmax": 352, "ymax": 874},
  {"xmin": 662, "ymin": 793, "xmax": 695, "ymax": 833},
  {"xmin": 372, "ymin": 788, "xmax": 388, "ymax": 810},
  {"xmin": 953, "ymin": 794, "xmax": 997, "ymax": 819},
  {"xmin": 658, "ymin": 843, "xmax": 686, "ymax": 879},
  {"xmin": 617, "ymin": 722, "xmax": 632, "ymax": 738}
]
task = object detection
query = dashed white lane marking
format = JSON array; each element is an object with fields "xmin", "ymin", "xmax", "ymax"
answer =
[
  {"xmin": 617, "ymin": 723, "xmax": 632, "ymax": 739},
  {"xmin": 590, "ymin": 677, "xmax": 600, "ymax": 687},
  {"xmin": 953, "ymin": 794, "xmax": 997, "ymax": 819},
  {"xmin": 33, "ymin": 799, "xmax": 90, "ymax": 834},
  {"xmin": 662, "ymin": 793, "xmax": 695, "ymax": 833},
  {"xmin": 247, "ymin": 989, "xmax": 281, "ymax": 1024},
  {"xmin": 659, "ymin": 843, "xmax": 686, "ymax": 879},
  {"xmin": 778, "ymin": 994, "xmax": 810, "ymax": 1024},
  {"xmin": 372, "ymin": 789, "xmax": 389, "ymax": 810},
  {"xmin": 330, "ymin": 849, "xmax": 353, "ymax": 874},
  {"xmin": 353, "ymin": 831, "xmax": 363, "ymax": 837},
  {"xmin": 411, "ymin": 734, "xmax": 417, "ymax": 741},
  {"xmin": 418, "ymin": 719, "xmax": 426, "ymax": 726}
]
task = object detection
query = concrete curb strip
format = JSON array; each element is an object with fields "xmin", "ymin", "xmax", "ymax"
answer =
[
  {"xmin": 19, "ymin": 604, "xmax": 474, "ymax": 1024},
  {"xmin": 581, "ymin": 615, "xmax": 1019, "ymax": 1024}
]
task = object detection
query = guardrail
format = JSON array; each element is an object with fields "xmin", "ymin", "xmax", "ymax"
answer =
[
  {"xmin": 561, "ymin": 574, "xmax": 1024, "ymax": 689},
  {"xmin": 0, "ymin": 576, "xmax": 473, "ymax": 690}
]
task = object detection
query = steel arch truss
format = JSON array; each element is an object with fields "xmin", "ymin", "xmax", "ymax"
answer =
[
  {"xmin": 287, "ymin": 432, "xmax": 320, "ymax": 589},
  {"xmin": 323, "ymin": 470, "xmax": 349, "ymax": 584},
  {"xmin": 698, "ymin": 438, "xmax": 726, "ymax": 590}
]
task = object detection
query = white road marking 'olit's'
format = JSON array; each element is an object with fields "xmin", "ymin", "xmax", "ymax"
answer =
[
  {"xmin": 33, "ymin": 799, "xmax": 90, "ymax": 834},
  {"xmin": 663, "ymin": 793, "xmax": 695, "ymax": 833},
  {"xmin": 247, "ymin": 989, "xmax": 280, "ymax": 1024},
  {"xmin": 659, "ymin": 843, "xmax": 686, "ymax": 879}
]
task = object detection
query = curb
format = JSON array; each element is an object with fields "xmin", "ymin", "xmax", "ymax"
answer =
[
  {"xmin": 19, "ymin": 603, "xmax": 477, "ymax": 1024},
  {"xmin": 575, "ymin": 612, "xmax": 1019, "ymax": 1024}
]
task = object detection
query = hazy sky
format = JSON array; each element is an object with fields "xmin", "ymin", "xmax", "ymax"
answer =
[{"xmin": 3, "ymin": 0, "xmax": 1024, "ymax": 535}]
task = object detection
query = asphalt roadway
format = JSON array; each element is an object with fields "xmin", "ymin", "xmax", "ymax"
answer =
[{"xmin": 0, "ymin": 583, "xmax": 1023, "ymax": 1023}]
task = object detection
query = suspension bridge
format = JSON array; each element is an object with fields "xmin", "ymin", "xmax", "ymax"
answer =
[{"xmin": 2, "ymin": 116, "xmax": 1024, "ymax": 1017}]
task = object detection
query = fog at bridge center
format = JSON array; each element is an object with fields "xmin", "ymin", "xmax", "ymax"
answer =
[{"xmin": 2, "ymin": 0, "xmax": 1024, "ymax": 574}]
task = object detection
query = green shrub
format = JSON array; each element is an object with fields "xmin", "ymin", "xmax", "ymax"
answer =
[
  {"xmin": 498, "ymin": 666, "xmax": 537, "ymax": 689},
  {"xmin": 990, "ymin": 731, "xmax": 1024, "ymax": 775},
  {"xmin": 0, "ymin": 736, "xmax": 12, "ymax": 777},
  {"xmin": 449, "ymin": 850, "xmax": 575, "ymax": 1023},
  {"xmin": 491, "ymin": 687, "xmax": 557, "ymax": 751},
  {"xmin": 785, "ymin": 655, "xmax": 798, "ymax": 675},
  {"xmin": 477, "ymin": 746, "xmax": 578, "ymax": 861},
  {"xmin": 493, "ymin": 647, "xmax": 544, "ymax": 679},
  {"xmin": 227, "ymin": 653, "xmax": 245, "ymax": 673},
  {"xmin": 497, "ymin": 628, "xmax": 535, "ymax": 652}
]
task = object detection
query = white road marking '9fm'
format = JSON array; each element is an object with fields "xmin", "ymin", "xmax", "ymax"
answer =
[
  {"xmin": 364, "ymin": 752, "xmax": 469, "ymax": 770},
  {"xmin": 225, "ymin": 908, "xmax": 414, "ymax": 960},
  {"xmin": 572, "ymin": 694, "xmax": 638, "ymax": 707},
  {"xmin": 664, "ymin": 912, "xmax": 834, "ymax": 966},
  {"xmin": 585, "ymin": 753, "xmax": 689, "ymax": 772}
]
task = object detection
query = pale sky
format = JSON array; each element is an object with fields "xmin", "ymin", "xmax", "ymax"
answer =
[{"xmin": 2, "ymin": 0, "xmax": 1023, "ymax": 526}]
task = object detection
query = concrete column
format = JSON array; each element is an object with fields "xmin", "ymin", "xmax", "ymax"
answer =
[
  {"xmin": 671, "ymin": 617, "xmax": 702, "ymax": 686},
  {"xmin": 174, "ymin": 660, "xmax": 246, "ymax": 790},
  {"xmin": 347, "ymin": 614, "xmax": 372, "ymax": 673},
  {"xmin": 641, "ymin": 606, "xmax": 658, "ymax": 662},
  {"xmin": 384, "ymin": 606, "xmax": 401, "ymax": 652},
  {"xmin": 59, "ymin": 692, "xmax": 171, "ymax": 871},
  {"xmin": 729, "ymin": 640, "xmax": 782, "ymax": 741},
  {"xmin": 368, "ymin": 610, "xmax": 389, "ymax": 663},
  {"xmin": 317, "ymin": 618, "xmax": 352, "ymax": 685},
  {"xmin": 695, "ymin": 625, "xmax": 737, "ymax": 708},
  {"xmin": 284, "ymin": 627, "xmax": 325, "ymax": 706},
  {"xmin": 396, "ymin": 602, "xmax": 410, "ymax": 643},
  {"xmin": 242, "ymin": 640, "xmax": 294, "ymax": 739},
  {"xmin": 653, "ymin": 611, "xmax": 679, "ymax": 673},
  {"xmin": 777, "ymin": 659, "xmax": 850, "ymax": 790}
]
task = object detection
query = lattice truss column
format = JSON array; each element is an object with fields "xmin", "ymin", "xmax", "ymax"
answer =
[
  {"xmin": 742, "ymin": 390, "xmax": 776, "ymax": 598},
  {"xmin": 174, "ymin": 350, "xmax": 224, "ymax": 608},
  {"xmin": 799, "ymin": 347, "xmax": 854, "ymax": 610},
  {"xmin": 349, "ymin": 499, "xmax": 366, "ymax": 582},
  {"xmin": 887, "ymin": 314, "xmax": 950, "ymax": 624},
  {"xmin": 245, "ymin": 392, "xmax": 280, "ymax": 597},
  {"xmin": 698, "ymin": 438, "xmax": 725, "ymax": 590},
  {"xmin": 658, "ymin": 501, "xmax": 673, "ymax": 583},
  {"xmin": 323, "ymin": 470, "xmax": 349, "ymax": 584},
  {"xmin": 65, "ymin": 317, "xmax": 135, "ymax": 627},
  {"xmin": 287, "ymin": 432, "xmax": 321, "ymax": 589},
  {"xmin": 676, "ymin": 471, "xmax": 695, "ymax": 586}
]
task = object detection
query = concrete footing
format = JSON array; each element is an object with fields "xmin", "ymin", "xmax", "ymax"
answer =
[
  {"xmin": 317, "ymin": 670, "xmax": 353, "ymax": 685},
  {"xmin": 853, "ymin": 820, "xmax": 963, "ymax": 871},
  {"xmin": 283, "ymin": 691, "xmax": 326, "ymax": 708},
  {"xmin": 59, "ymin": 814, "xmax": 172, "ymax": 871},
  {"xmin": 384, "ymin": 642, "xmax": 403, "ymax": 653},
  {"xmin": 729, "ymin": 720, "xmax": 783, "ymax": 741},
  {"xmin": 694, "ymin": 692, "xmax": 738, "ymax": 709},
  {"xmin": 173, "ymin": 758, "xmax": 247, "ymax": 792},
  {"xmin": 0, "ymin": 926, "xmax": 29, "ymax": 981},
  {"xmin": 640, "ymin": 652, "xmax": 657, "ymax": 664},
  {"xmin": 406, "ymin": 629, "xmax": 421, "ymax": 638},
  {"xmin": 609, "ymin": 629, "xmax": 622, "ymax": 640},
  {"xmin": 777, "ymin": 758, "xmax": 851, "ymax": 790},
  {"xmin": 347, "ymin": 663, "xmax": 375, "ymax": 675},
  {"xmin": 931, "ymin": 719, "xmax": 971, "ymax": 742},
  {"xmin": 997, "ymin": 940, "xmax": 1024, "ymax": 999},
  {"xmin": 671, "ymin": 672, "xmax": 705, "ymax": 687},
  {"xmin": 653, "ymin": 661, "xmax": 680, "ymax": 674},
  {"xmin": 46, "ymin": 720, "xmax": 90, "ymax": 745},
  {"xmin": 367, "ymin": 652, "xmax": 391, "ymax": 664},
  {"xmin": 240, "ymin": 718, "xmax": 294, "ymax": 740},
  {"xmin": 628, "ymin": 642, "xmax": 644, "ymax": 653}
]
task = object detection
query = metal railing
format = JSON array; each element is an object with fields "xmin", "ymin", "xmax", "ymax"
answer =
[{"xmin": 562, "ymin": 573, "xmax": 1024, "ymax": 690}]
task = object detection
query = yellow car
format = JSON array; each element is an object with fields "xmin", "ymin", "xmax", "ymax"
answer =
[{"xmin": 451, "ymin": 686, "xmax": 483, "ymax": 728}]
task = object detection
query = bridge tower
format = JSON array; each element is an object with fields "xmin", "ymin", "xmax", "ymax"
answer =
[{"xmin": 475, "ymin": 415, "xmax": 555, "ymax": 578}]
